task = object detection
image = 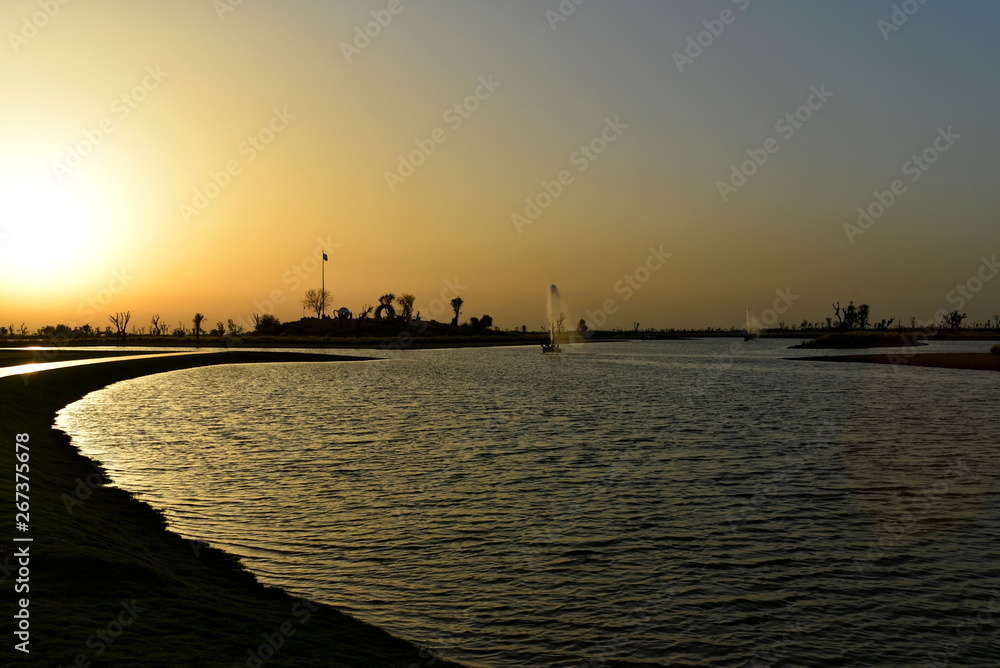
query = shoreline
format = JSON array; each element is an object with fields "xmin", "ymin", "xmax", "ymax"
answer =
[
  {"xmin": 1, "ymin": 351, "xmax": 466, "ymax": 666},
  {"xmin": 794, "ymin": 352, "xmax": 1000, "ymax": 373}
]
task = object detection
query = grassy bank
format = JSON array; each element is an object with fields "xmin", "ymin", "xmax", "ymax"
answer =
[{"xmin": 1, "ymin": 351, "xmax": 465, "ymax": 667}]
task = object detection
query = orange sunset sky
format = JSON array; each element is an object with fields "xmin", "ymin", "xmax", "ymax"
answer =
[{"xmin": 2, "ymin": 1, "xmax": 998, "ymax": 332}]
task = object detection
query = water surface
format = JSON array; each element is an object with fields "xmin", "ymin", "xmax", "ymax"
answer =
[{"xmin": 57, "ymin": 340, "xmax": 1000, "ymax": 666}]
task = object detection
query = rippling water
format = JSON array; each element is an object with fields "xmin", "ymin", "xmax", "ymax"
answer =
[{"xmin": 57, "ymin": 340, "xmax": 1000, "ymax": 667}]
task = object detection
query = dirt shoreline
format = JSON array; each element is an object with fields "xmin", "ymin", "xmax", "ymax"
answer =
[
  {"xmin": 795, "ymin": 352, "xmax": 1000, "ymax": 372},
  {"xmin": 1, "ymin": 351, "xmax": 466, "ymax": 666}
]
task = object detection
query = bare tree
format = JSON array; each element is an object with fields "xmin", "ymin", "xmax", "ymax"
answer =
[
  {"xmin": 451, "ymin": 297, "xmax": 464, "ymax": 326},
  {"xmin": 397, "ymin": 294, "xmax": 416, "ymax": 321},
  {"xmin": 192, "ymin": 313, "xmax": 206, "ymax": 339},
  {"xmin": 149, "ymin": 314, "xmax": 163, "ymax": 336},
  {"xmin": 109, "ymin": 311, "xmax": 131, "ymax": 342},
  {"xmin": 301, "ymin": 289, "xmax": 331, "ymax": 318},
  {"xmin": 358, "ymin": 304, "xmax": 373, "ymax": 320},
  {"xmin": 832, "ymin": 302, "xmax": 843, "ymax": 329},
  {"xmin": 944, "ymin": 310, "xmax": 967, "ymax": 331}
]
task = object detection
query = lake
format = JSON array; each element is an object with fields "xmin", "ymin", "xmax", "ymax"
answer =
[{"xmin": 56, "ymin": 340, "xmax": 1000, "ymax": 667}]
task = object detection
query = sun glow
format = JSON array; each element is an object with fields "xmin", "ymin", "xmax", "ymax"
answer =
[{"xmin": 0, "ymin": 175, "xmax": 117, "ymax": 292}]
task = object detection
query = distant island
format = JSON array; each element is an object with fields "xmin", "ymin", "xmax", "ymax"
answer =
[{"xmin": 789, "ymin": 332, "xmax": 929, "ymax": 349}]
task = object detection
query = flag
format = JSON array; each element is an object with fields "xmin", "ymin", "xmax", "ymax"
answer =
[{"xmin": 322, "ymin": 252, "xmax": 328, "ymax": 261}]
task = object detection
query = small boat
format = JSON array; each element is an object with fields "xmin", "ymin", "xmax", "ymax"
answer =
[{"xmin": 744, "ymin": 306, "xmax": 759, "ymax": 341}]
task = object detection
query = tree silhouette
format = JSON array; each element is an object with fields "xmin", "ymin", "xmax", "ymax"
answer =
[
  {"xmin": 358, "ymin": 304, "xmax": 373, "ymax": 320},
  {"xmin": 578, "ymin": 319, "xmax": 588, "ymax": 335},
  {"xmin": 843, "ymin": 301, "xmax": 858, "ymax": 330},
  {"xmin": 944, "ymin": 310, "xmax": 967, "ymax": 331},
  {"xmin": 858, "ymin": 304, "xmax": 870, "ymax": 330},
  {"xmin": 450, "ymin": 297, "xmax": 464, "ymax": 326},
  {"xmin": 109, "ymin": 311, "xmax": 131, "ymax": 342},
  {"xmin": 192, "ymin": 313, "xmax": 206, "ymax": 339},
  {"xmin": 397, "ymin": 294, "xmax": 416, "ymax": 321},
  {"xmin": 251, "ymin": 313, "xmax": 282, "ymax": 334},
  {"xmin": 301, "ymin": 289, "xmax": 331, "ymax": 318}
]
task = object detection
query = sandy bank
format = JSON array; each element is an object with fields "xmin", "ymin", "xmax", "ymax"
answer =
[
  {"xmin": 0, "ymin": 348, "xmax": 180, "ymax": 368},
  {"xmin": 1, "ymin": 351, "xmax": 465, "ymax": 667},
  {"xmin": 795, "ymin": 352, "xmax": 1000, "ymax": 373}
]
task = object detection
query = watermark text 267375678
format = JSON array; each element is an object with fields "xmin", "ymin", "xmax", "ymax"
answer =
[{"xmin": 14, "ymin": 433, "xmax": 31, "ymax": 534}]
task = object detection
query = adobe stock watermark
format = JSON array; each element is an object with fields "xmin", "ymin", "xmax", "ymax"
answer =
[
  {"xmin": 511, "ymin": 116, "xmax": 629, "ymax": 233},
  {"xmin": 340, "ymin": 0, "xmax": 416, "ymax": 63},
  {"xmin": 681, "ymin": 287, "xmax": 800, "ymax": 403},
  {"xmin": 717, "ymin": 85, "xmax": 833, "ymax": 202},
  {"xmin": 231, "ymin": 599, "xmax": 319, "ymax": 668},
  {"xmin": 55, "ymin": 600, "xmax": 147, "ymax": 667},
  {"xmin": 583, "ymin": 246, "xmax": 672, "ymax": 330},
  {"xmin": 843, "ymin": 126, "xmax": 959, "ymax": 244},
  {"xmin": 853, "ymin": 459, "xmax": 968, "ymax": 575},
  {"xmin": 672, "ymin": 0, "xmax": 751, "ymax": 73},
  {"xmin": 213, "ymin": 0, "xmax": 246, "ymax": 21},
  {"xmin": 179, "ymin": 107, "xmax": 295, "ymax": 224},
  {"xmin": 384, "ymin": 75, "xmax": 501, "ymax": 192},
  {"xmin": 52, "ymin": 66, "xmax": 169, "ymax": 182},
  {"xmin": 8, "ymin": 0, "xmax": 72, "ymax": 53},
  {"xmin": 61, "ymin": 462, "xmax": 111, "ymax": 515},
  {"xmin": 878, "ymin": 0, "xmax": 930, "ymax": 41},
  {"xmin": 228, "ymin": 236, "xmax": 340, "ymax": 334},
  {"xmin": 922, "ymin": 590, "xmax": 1000, "ymax": 668},
  {"xmin": 881, "ymin": 254, "xmax": 998, "ymax": 369},
  {"xmin": 76, "ymin": 267, "xmax": 136, "ymax": 322},
  {"xmin": 545, "ymin": 0, "xmax": 589, "ymax": 31},
  {"xmin": 380, "ymin": 277, "xmax": 468, "ymax": 351}
]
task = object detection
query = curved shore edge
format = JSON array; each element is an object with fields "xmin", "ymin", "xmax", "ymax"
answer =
[
  {"xmin": 1, "ymin": 351, "xmax": 467, "ymax": 667},
  {"xmin": 792, "ymin": 352, "xmax": 1000, "ymax": 372}
]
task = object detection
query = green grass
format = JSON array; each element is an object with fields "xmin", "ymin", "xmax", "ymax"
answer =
[{"xmin": 1, "ymin": 352, "xmax": 466, "ymax": 667}]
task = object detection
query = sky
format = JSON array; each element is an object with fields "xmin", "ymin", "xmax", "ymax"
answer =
[{"xmin": 1, "ymin": 0, "xmax": 998, "ymax": 332}]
